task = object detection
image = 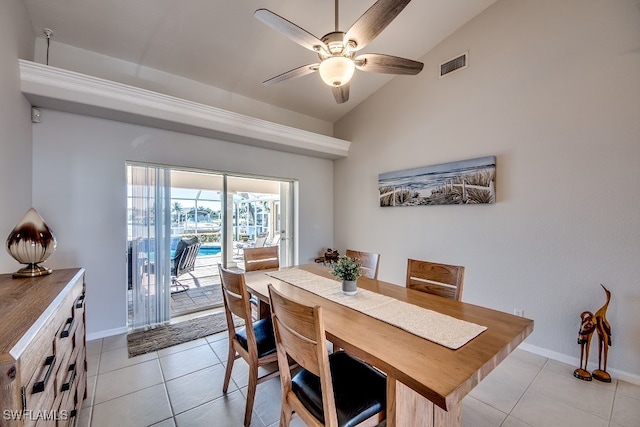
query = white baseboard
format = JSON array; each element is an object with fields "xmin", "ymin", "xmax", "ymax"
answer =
[
  {"xmin": 518, "ymin": 342, "xmax": 640, "ymax": 386},
  {"xmin": 86, "ymin": 326, "xmax": 128, "ymax": 341}
]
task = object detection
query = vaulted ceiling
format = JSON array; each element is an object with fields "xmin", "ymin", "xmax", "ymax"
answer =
[{"xmin": 24, "ymin": 0, "xmax": 496, "ymax": 123}]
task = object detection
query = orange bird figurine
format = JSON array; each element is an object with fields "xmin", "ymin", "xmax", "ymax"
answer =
[
  {"xmin": 574, "ymin": 311, "xmax": 596, "ymax": 381},
  {"xmin": 592, "ymin": 284, "xmax": 612, "ymax": 382}
]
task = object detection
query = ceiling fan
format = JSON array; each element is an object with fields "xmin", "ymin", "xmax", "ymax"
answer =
[{"xmin": 255, "ymin": 0, "xmax": 424, "ymax": 104}]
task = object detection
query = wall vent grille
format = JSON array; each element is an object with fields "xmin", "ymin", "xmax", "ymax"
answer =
[{"xmin": 440, "ymin": 52, "xmax": 468, "ymax": 77}]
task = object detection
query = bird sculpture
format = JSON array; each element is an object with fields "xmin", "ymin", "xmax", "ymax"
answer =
[
  {"xmin": 592, "ymin": 284, "xmax": 612, "ymax": 382},
  {"xmin": 573, "ymin": 311, "xmax": 596, "ymax": 381}
]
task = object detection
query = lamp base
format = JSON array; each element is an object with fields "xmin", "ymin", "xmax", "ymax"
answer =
[{"xmin": 13, "ymin": 263, "xmax": 52, "ymax": 278}]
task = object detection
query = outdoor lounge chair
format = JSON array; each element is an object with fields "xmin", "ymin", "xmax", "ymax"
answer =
[{"xmin": 171, "ymin": 236, "xmax": 201, "ymax": 294}]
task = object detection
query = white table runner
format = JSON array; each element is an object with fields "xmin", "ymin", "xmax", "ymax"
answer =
[{"xmin": 267, "ymin": 268, "xmax": 487, "ymax": 350}]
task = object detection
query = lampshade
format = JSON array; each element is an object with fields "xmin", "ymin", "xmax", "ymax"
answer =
[{"xmin": 319, "ymin": 56, "xmax": 355, "ymax": 87}]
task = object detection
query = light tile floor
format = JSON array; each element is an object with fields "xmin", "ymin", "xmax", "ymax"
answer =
[{"xmin": 77, "ymin": 332, "xmax": 640, "ymax": 427}]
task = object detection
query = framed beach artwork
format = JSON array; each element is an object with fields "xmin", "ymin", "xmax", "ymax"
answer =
[{"xmin": 378, "ymin": 156, "xmax": 496, "ymax": 207}]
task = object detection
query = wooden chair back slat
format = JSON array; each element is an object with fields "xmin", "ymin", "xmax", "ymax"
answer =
[
  {"xmin": 406, "ymin": 259, "xmax": 465, "ymax": 301},
  {"xmin": 345, "ymin": 249, "xmax": 381, "ymax": 280},
  {"xmin": 244, "ymin": 246, "xmax": 279, "ymax": 272},
  {"xmin": 218, "ymin": 265, "xmax": 252, "ymax": 325},
  {"xmin": 269, "ymin": 285, "xmax": 322, "ymax": 376}
]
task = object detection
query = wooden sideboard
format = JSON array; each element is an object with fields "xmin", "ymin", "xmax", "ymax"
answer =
[{"xmin": 0, "ymin": 268, "xmax": 87, "ymax": 427}]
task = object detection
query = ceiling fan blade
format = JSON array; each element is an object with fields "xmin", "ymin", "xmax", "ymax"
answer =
[
  {"xmin": 345, "ymin": 0, "xmax": 412, "ymax": 51},
  {"xmin": 255, "ymin": 9, "xmax": 327, "ymax": 53},
  {"xmin": 354, "ymin": 53, "xmax": 423, "ymax": 75},
  {"xmin": 332, "ymin": 84, "xmax": 350, "ymax": 104},
  {"xmin": 263, "ymin": 63, "xmax": 320, "ymax": 86}
]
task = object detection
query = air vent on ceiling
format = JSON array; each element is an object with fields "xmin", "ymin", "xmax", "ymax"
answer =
[{"xmin": 440, "ymin": 52, "xmax": 468, "ymax": 78}]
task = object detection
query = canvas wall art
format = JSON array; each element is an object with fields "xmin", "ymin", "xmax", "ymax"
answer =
[{"xmin": 378, "ymin": 156, "xmax": 496, "ymax": 207}]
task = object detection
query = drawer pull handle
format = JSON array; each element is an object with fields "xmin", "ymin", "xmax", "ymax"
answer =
[
  {"xmin": 60, "ymin": 317, "xmax": 74, "ymax": 338},
  {"xmin": 75, "ymin": 294, "xmax": 85, "ymax": 309},
  {"xmin": 61, "ymin": 363, "xmax": 77, "ymax": 392},
  {"xmin": 32, "ymin": 355, "xmax": 55, "ymax": 394}
]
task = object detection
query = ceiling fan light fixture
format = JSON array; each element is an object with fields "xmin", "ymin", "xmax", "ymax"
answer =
[{"xmin": 319, "ymin": 56, "xmax": 355, "ymax": 87}]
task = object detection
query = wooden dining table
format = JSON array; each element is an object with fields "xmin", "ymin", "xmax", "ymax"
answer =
[{"xmin": 244, "ymin": 263, "xmax": 534, "ymax": 427}]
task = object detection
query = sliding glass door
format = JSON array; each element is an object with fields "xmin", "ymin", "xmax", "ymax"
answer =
[
  {"xmin": 127, "ymin": 164, "xmax": 296, "ymax": 329},
  {"xmin": 224, "ymin": 176, "xmax": 295, "ymax": 269}
]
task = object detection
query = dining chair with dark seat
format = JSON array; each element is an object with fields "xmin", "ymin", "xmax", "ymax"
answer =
[
  {"xmin": 268, "ymin": 284, "xmax": 387, "ymax": 427},
  {"xmin": 243, "ymin": 245, "xmax": 279, "ymax": 272},
  {"xmin": 406, "ymin": 258, "xmax": 465, "ymax": 301},
  {"xmin": 243, "ymin": 246, "xmax": 280, "ymax": 319},
  {"xmin": 345, "ymin": 249, "xmax": 380, "ymax": 280},
  {"xmin": 218, "ymin": 264, "xmax": 280, "ymax": 427}
]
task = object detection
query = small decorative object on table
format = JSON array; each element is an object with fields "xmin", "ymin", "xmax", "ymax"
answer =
[
  {"xmin": 331, "ymin": 256, "xmax": 362, "ymax": 295},
  {"xmin": 324, "ymin": 248, "xmax": 340, "ymax": 264},
  {"xmin": 6, "ymin": 207, "xmax": 57, "ymax": 277},
  {"xmin": 314, "ymin": 248, "xmax": 340, "ymax": 265}
]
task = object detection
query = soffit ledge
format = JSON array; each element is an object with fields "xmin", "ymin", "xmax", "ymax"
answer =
[{"xmin": 19, "ymin": 60, "xmax": 350, "ymax": 160}]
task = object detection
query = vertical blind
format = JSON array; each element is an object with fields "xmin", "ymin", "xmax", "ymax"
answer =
[{"xmin": 128, "ymin": 164, "xmax": 171, "ymax": 330}]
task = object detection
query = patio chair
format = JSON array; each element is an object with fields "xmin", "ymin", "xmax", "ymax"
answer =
[
  {"xmin": 253, "ymin": 233, "xmax": 268, "ymax": 248},
  {"xmin": 170, "ymin": 236, "xmax": 201, "ymax": 294},
  {"xmin": 269, "ymin": 234, "xmax": 280, "ymax": 246}
]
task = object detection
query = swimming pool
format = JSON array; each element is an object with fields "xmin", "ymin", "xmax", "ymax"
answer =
[{"xmin": 198, "ymin": 245, "xmax": 221, "ymax": 256}]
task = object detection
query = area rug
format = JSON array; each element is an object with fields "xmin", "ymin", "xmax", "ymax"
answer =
[{"xmin": 127, "ymin": 312, "xmax": 234, "ymax": 357}]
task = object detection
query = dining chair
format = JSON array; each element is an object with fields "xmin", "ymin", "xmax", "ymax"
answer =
[
  {"xmin": 405, "ymin": 258, "xmax": 465, "ymax": 301},
  {"xmin": 243, "ymin": 246, "xmax": 280, "ymax": 319},
  {"xmin": 243, "ymin": 245, "xmax": 279, "ymax": 272},
  {"xmin": 218, "ymin": 264, "xmax": 280, "ymax": 427},
  {"xmin": 268, "ymin": 284, "xmax": 387, "ymax": 427},
  {"xmin": 345, "ymin": 249, "xmax": 380, "ymax": 280}
]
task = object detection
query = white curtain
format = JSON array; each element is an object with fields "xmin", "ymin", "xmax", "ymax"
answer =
[{"xmin": 128, "ymin": 164, "xmax": 171, "ymax": 330}]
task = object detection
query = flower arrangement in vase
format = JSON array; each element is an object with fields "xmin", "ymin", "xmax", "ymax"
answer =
[{"xmin": 331, "ymin": 256, "xmax": 362, "ymax": 295}]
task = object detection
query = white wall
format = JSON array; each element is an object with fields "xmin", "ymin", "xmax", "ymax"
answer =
[
  {"xmin": 334, "ymin": 0, "xmax": 640, "ymax": 379},
  {"xmin": 0, "ymin": 0, "xmax": 35, "ymax": 272},
  {"xmin": 32, "ymin": 110, "xmax": 334, "ymax": 336}
]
